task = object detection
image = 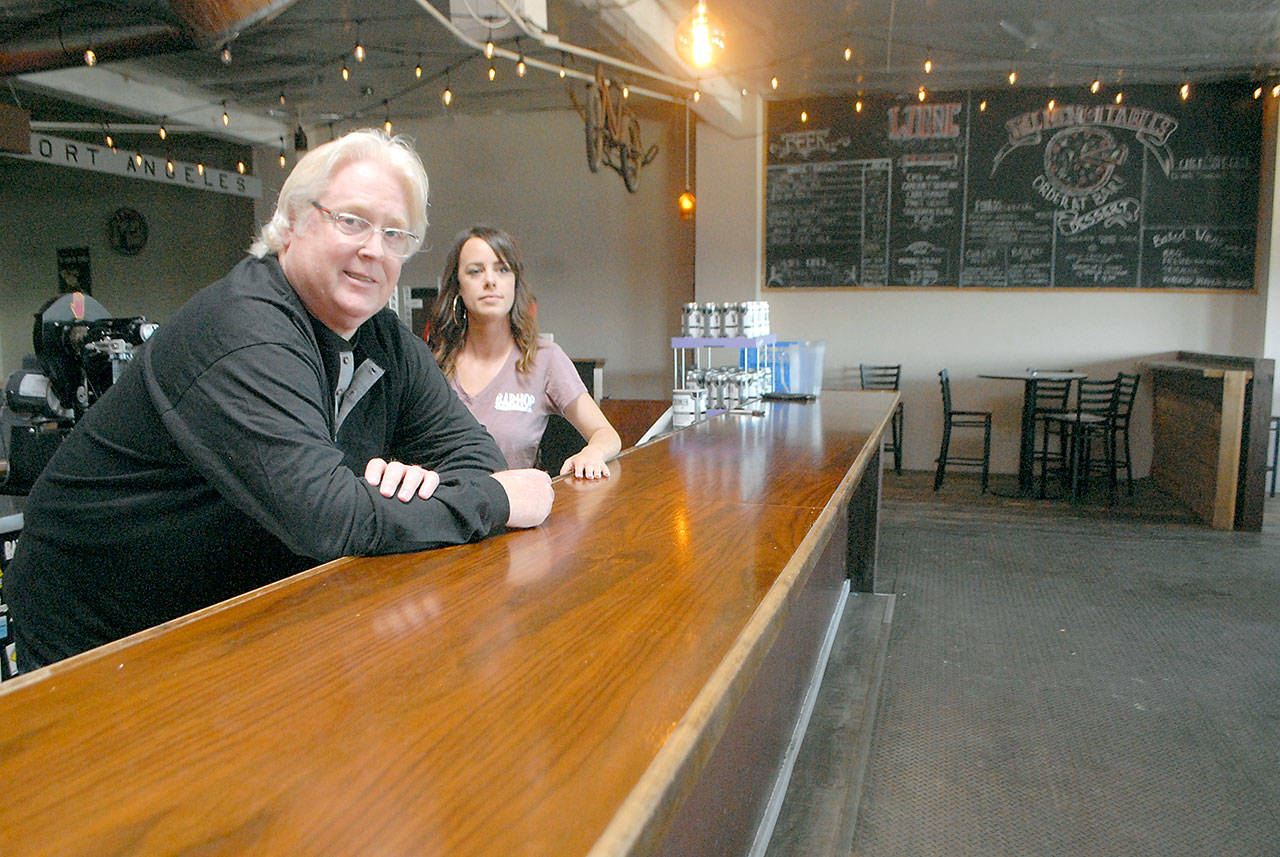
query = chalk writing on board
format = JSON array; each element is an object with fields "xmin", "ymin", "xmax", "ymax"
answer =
[
  {"xmin": 765, "ymin": 81, "xmax": 1260, "ymax": 290},
  {"xmin": 765, "ymin": 157, "xmax": 891, "ymax": 288}
]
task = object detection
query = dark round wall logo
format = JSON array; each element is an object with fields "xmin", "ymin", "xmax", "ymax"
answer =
[{"xmin": 107, "ymin": 206, "xmax": 148, "ymax": 256}]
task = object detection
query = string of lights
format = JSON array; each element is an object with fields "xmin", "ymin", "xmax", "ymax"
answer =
[{"xmin": 39, "ymin": 1, "xmax": 1280, "ymax": 180}]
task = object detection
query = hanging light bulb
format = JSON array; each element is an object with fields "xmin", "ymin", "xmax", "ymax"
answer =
[
  {"xmin": 1114, "ymin": 91, "xmax": 1124, "ymax": 104},
  {"xmin": 844, "ymin": 46, "xmax": 852, "ymax": 62},
  {"xmin": 675, "ymin": 2, "xmax": 725, "ymax": 69},
  {"xmin": 622, "ymin": 83, "xmax": 630, "ymax": 99},
  {"xmin": 924, "ymin": 58, "xmax": 933, "ymax": 74},
  {"xmin": 855, "ymin": 100, "xmax": 863, "ymax": 113},
  {"xmin": 278, "ymin": 138, "xmax": 287, "ymax": 168},
  {"xmin": 1090, "ymin": 78, "xmax": 1101, "ymax": 94},
  {"xmin": 220, "ymin": 45, "xmax": 232, "ymax": 65},
  {"xmin": 1254, "ymin": 85, "xmax": 1263, "ymax": 99},
  {"xmin": 158, "ymin": 122, "xmax": 167, "ymax": 141},
  {"xmin": 134, "ymin": 153, "xmax": 143, "ymax": 167},
  {"xmin": 383, "ymin": 101, "xmax": 392, "ymax": 134},
  {"xmin": 678, "ymin": 104, "xmax": 695, "ymax": 220},
  {"xmin": 415, "ymin": 58, "xmax": 423, "ymax": 79},
  {"xmin": 84, "ymin": 48, "xmax": 97, "ymax": 66},
  {"xmin": 693, "ymin": 89, "xmax": 701, "ymax": 102},
  {"xmin": 104, "ymin": 123, "xmax": 114, "ymax": 149},
  {"xmin": 770, "ymin": 76, "xmax": 778, "ymax": 90},
  {"xmin": 488, "ymin": 63, "xmax": 496, "ymax": 81},
  {"xmin": 197, "ymin": 162, "xmax": 205, "ymax": 175},
  {"xmin": 979, "ymin": 100, "xmax": 987, "ymax": 111},
  {"xmin": 678, "ymin": 189, "xmax": 696, "ymax": 218},
  {"xmin": 800, "ymin": 110, "xmax": 808, "ymax": 122},
  {"xmin": 279, "ymin": 91, "xmax": 287, "ymax": 106},
  {"xmin": 559, "ymin": 66, "xmax": 566, "ymax": 78},
  {"xmin": 342, "ymin": 63, "xmax": 350, "ymax": 81},
  {"xmin": 1180, "ymin": 82, "xmax": 1190, "ymax": 100},
  {"xmin": 354, "ymin": 24, "xmax": 365, "ymax": 62},
  {"xmin": 221, "ymin": 102, "xmax": 230, "ymax": 126},
  {"xmin": 917, "ymin": 86, "xmax": 926, "ymax": 102},
  {"xmin": 1047, "ymin": 98, "xmax": 1056, "ymax": 111},
  {"xmin": 1272, "ymin": 83, "xmax": 1280, "ymax": 98},
  {"xmin": 166, "ymin": 157, "xmax": 175, "ymax": 176},
  {"xmin": 485, "ymin": 30, "xmax": 494, "ymax": 59},
  {"xmin": 384, "ymin": 117, "xmax": 393, "ymax": 134},
  {"xmin": 1008, "ymin": 70, "xmax": 1017, "ymax": 85},
  {"xmin": 517, "ymin": 55, "xmax": 527, "ymax": 77},
  {"xmin": 237, "ymin": 161, "xmax": 246, "ymax": 174},
  {"xmin": 443, "ymin": 85, "xmax": 453, "ymax": 106}
]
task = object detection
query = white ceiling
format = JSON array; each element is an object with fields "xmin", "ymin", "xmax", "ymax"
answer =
[{"xmin": 3, "ymin": 0, "xmax": 1279, "ymax": 147}]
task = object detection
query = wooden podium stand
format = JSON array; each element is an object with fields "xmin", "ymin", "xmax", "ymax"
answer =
[{"xmin": 1143, "ymin": 352, "xmax": 1274, "ymax": 531}]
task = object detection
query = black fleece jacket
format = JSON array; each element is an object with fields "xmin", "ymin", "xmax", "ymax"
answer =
[{"xmin": 8, "ymin": 254, "xmax": 508, "ymax": 669}]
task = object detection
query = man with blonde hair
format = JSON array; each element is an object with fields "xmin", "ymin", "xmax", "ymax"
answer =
[{"xmin": 7, "ymin": 129, "xmax": 553, "ymax": 671}]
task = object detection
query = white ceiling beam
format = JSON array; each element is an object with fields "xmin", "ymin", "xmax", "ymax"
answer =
[{"xmin": 16, "ymin": 65, "xmax": 289, "ymax": 148}]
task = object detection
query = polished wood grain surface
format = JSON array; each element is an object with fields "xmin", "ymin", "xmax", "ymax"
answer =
[{"xmin": 0, "ymin": 391, "xmax": 895, "ymax": 857}]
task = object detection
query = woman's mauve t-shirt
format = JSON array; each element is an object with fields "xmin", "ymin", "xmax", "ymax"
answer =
[{"xmin": 448, "ymin": 340, "xmax": 587, "ymax": 469}]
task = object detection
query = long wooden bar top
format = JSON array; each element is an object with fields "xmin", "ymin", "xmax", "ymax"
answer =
[{"xmin": 0, "ymin": 390, "xmax": 897, "ymax": 857}]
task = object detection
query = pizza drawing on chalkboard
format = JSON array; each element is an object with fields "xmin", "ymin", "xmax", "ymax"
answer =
[{"xmin": 1043, "ymin": 126, "xmax": 1128, "ymax": 197}]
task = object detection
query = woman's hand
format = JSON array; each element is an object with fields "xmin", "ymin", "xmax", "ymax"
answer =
[
  {"xmin": 559, "ymin": 393, "xmax": 621, "ymax": 480},
  {"xmin": 364, "ymin": 458, "xmax": 441, "ymax": 502},
  {"xmin": 560, "ymin": 448, "xmax": 611, "ymax": 480}
]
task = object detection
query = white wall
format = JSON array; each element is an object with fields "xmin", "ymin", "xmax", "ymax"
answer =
[
  {"xmin": 695, "ymin": 100, "xmax": 1280, "ymax": 477},
  {"xmin": 1264, "ymin": 100, "xmax": 1280, "ymax": 412},
  {"xmin": 695, "ymin": 99, "xmax": 764, "ymax": 304}
]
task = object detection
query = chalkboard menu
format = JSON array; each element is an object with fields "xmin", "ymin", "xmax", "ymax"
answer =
[{"xmin": 764, "ymin": 80, "xmax": 1263, "ymax": 290}]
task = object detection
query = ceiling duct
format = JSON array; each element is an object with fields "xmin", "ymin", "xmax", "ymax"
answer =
[
  {"xmin": 168, "ymin": 0, "xmax": 300, "ymax": 48},
  {"xmin": 449, "ymin": 0, "xmax": 547, "ymax": 42},
  {"xmin": 0, "ymin": 0, "xmax": 299, "ymax": 76},
  {"xmin": 0, "ymin": 3, "xmax": 187, "ymax": 76}
]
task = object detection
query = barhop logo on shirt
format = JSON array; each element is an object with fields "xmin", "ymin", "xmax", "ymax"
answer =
[{"xmin": 494, "ymin": 392, "xmax": 536, "ymax": 413}]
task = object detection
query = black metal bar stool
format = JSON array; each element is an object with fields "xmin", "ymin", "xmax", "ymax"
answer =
[
  {"xmin": 1042, "ymin": 375, "xmax": 1121, "ymax": 502},
  {"xmin": 859, "ymin": 364, "xmax": 904, "ymax": 474},
  {"xmin": 934, "ymin": 369, "xmax": 991, "ymax": 492}
]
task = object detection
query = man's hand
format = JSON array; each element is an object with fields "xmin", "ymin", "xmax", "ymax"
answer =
[
  {"xmin": 364, "ymin": 458, "xmax": 441, "ymax": 502},
  {"xmin": 489, "ymin": 469, "xmax": 554, "ymax": 528}
]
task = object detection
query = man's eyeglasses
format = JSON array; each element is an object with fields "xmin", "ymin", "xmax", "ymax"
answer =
[{"xmin": 310, "ymin": 201, "xmax": 421, "ymax": 259}]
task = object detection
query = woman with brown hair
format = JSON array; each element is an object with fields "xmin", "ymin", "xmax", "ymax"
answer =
[{"xmin": 429, "ymin": 226, "xmax": 620, "ymax": 478}]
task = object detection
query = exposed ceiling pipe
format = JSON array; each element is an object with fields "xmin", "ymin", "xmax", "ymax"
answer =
[
  {"xmin": 0, "ymin": 19, "xmax": 191, "ymax": 76},
  {"xmin": 30, "ymin": 121, "xmax": 210, "ymax": 136},
  {"xmin": 483, "ymin": 0, "xmax": 748, "ymax": 133},
  {"xmin": 408, "ymin": 0, "xmax": 689, "ymax": 106},
  {"xmin": 488, "ymin": 0, "xmax": 696, "ymax": 92}
]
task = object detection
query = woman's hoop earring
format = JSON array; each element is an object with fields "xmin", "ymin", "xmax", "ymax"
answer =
[{"xmin": 452, "ymin": 294, "xmax": 467, "ymax": 326}]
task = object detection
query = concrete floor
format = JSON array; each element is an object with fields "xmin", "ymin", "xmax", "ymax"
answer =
[{"xmin": 765, "ymin": 471, "xmax": 1280, "ymax": 857}]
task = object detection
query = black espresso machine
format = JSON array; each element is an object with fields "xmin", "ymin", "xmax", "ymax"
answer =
[{"xmin": 1, "ymin": 292, "xmax": 157, "ymax": 495}]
